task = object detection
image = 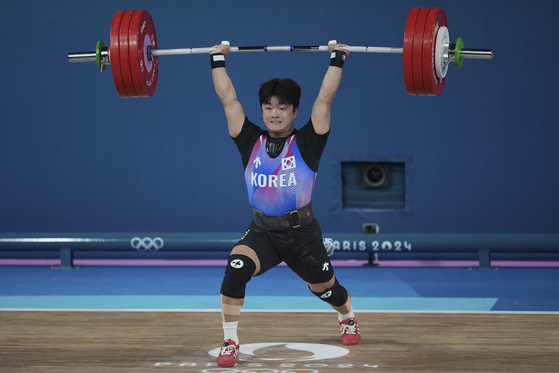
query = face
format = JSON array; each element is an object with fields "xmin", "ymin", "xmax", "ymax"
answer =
[{"xmin": 261, "ymin": 96, "xmax": 299, "ymax": 138}]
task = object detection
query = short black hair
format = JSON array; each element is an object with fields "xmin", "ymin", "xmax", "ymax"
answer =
[{"xmin": 259, "ymin": 78, "xmax": 301, "ymax": 111}]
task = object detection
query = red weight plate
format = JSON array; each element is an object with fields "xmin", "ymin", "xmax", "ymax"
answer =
[
  {"xmin": 422, "ymin": 8, "xmax": 448, "ymax": 96},
  {"xmin": 403, "ymin": 7, "xmax": 421, "ymax": 95},
  {"xmin": 412, "ymin": 8, "xmax": 430, "ymax": 96},
  {"xmin": 119, "ymin": 10, "xmax": 139, "ymax": 97},
  {"xmin": 110, "ymin": 11, "xmax": 128, "ymax": 98},
  {"xmin": 129, "ymin": 10, "xmax": 158, "ymax": 97}
]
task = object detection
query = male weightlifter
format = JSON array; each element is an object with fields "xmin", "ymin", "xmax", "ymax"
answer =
[{"xmin": 210, "ymin": 41, "xmax": 360, "ymax": 367}]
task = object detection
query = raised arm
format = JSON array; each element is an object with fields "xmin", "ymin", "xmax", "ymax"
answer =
[
  {"xmin": 311, "ymin": 42, "xmax": 350, "ymax": 135},
  {"xmin": 210, "ymin": 43, "xmax": 246, "ymax": 138}
]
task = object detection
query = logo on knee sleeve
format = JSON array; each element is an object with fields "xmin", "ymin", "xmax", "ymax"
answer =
[
  {"xmin": 322, "ymin": 261, "xmax": 330, "ymax": 271},
  {"xmin": 230, "ymin": 259, "xmax": 244, "ymax": 268},
  {"xmin": 320, "ymin": 291, "xmax": 332, "ymax": 299}
]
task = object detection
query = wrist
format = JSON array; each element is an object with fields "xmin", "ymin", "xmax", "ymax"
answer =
[
  {"xmin": 210, "ymin": 53, "xmax": 226, "ymax": 69},
  {"xmin": 329, "ymin": 50, "xmax": 346, "ymax": 68}
]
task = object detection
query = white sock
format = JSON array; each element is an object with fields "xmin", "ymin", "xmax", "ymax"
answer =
[
  {"xmin": 223, "ymin": 321, "xmax": 239, "ymax": 344},
  {"xmin": 338, "ymin": 307, "xmax": 355, "ymax": 322}
]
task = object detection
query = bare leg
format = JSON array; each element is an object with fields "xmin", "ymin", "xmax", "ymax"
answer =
[
  {"xmin": 217, "ymin": 245, "xmax": 262, "ymax": 367},
  {"xmin": 308, "ymin": 276, "xmax": 361, "ymax": 345}
]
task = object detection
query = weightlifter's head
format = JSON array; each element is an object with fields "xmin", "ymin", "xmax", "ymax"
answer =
[
  {"xmin": 259, "ymin": 78, "xmax": 301, "ymax": 111},
  {"xmin": 259, "ymin": 78, "xmax": 301, "ymax": 137}
]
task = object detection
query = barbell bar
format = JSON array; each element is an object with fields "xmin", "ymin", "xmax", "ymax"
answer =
[{"xmin": 68, "ymin": 7, "xmax": 493, "ymax": 98}]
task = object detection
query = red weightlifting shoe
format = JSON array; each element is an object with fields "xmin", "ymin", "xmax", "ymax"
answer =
[
  {"xmin": 339, "ymin": 317, "xmax": 361, "ymax": 345},
  {"xmin": 216, "ymin": 339, "xmax": 240, "ymax": 367}
]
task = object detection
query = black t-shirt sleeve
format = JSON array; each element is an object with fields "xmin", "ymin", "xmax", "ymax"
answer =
[
  {"xmin": 296, "ymin": 119, "xmax": 330, "ymax": 172},
  {"xmin": 233, "ymin": 117, "xmax": 265, "ymax": 170}
]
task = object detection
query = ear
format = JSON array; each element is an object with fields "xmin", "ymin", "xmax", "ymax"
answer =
[{"xmin": 293, "ymin": 107, "xmax": 299, "ymax": 120}]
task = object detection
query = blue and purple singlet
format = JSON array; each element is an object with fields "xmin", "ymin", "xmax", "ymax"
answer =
[{"xmin": 244, "ymin": 134, "xmax": 316, "ymax": 215}]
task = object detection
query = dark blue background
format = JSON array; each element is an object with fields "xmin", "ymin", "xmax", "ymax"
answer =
[{"xmin": 1, "ymin": 1, "xmax": 557, "ymax": 235}]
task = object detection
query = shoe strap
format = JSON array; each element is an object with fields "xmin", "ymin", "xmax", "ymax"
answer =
[
  {"xmin": 340, "ymin": 320, "xmax": 359, "ymax": 335},
  {"xmin": 220, "ymin": 341, "xmax": 239, "ymax": 356}
]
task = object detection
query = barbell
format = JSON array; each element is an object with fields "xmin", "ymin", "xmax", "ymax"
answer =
[{"xmin": 68, "ymin": 7, "xmax": 493, "ymax": 98}]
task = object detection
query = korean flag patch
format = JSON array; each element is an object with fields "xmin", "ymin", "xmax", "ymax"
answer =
[{"xmin": 282, "ymin": 156, "xmax": 296, "ymax": 170}]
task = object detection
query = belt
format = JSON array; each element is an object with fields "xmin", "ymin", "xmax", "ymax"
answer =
[{"xmin": 252, "ymin": 203, "xmax": 314, "ymax": 229}]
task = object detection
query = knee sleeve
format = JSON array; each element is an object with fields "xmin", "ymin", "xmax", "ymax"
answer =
[
  {"xmin": 310, "ymin": 278, "xmax": 348, "ymax": 307},
  {"xmin": 220, "ymin": 254, "xmax": 256, "ymax": 299}
]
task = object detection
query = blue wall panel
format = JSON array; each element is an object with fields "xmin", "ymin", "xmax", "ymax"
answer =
[{"xmin": 0, "ymin": 0, "xmax": 558, "ymax": 234}]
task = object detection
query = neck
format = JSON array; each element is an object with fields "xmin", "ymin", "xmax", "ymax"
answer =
[{"xmin": 267, "ymin": 127, "xmax": 294, "ymax": 138}]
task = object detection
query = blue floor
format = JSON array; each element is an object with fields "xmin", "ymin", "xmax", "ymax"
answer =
[{"xmin": 1, "ymin": 265, "xmax": 558, "ymax": 312}]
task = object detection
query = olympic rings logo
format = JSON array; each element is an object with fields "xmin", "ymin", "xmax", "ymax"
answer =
[{"xmin": 130, "ymin": 236, "xmax": 164, "ymax": 251}]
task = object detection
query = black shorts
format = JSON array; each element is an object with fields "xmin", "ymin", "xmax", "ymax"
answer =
[{"xmin": 235, "ymin": 218, "xmax": 334, "ymax": 284}]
